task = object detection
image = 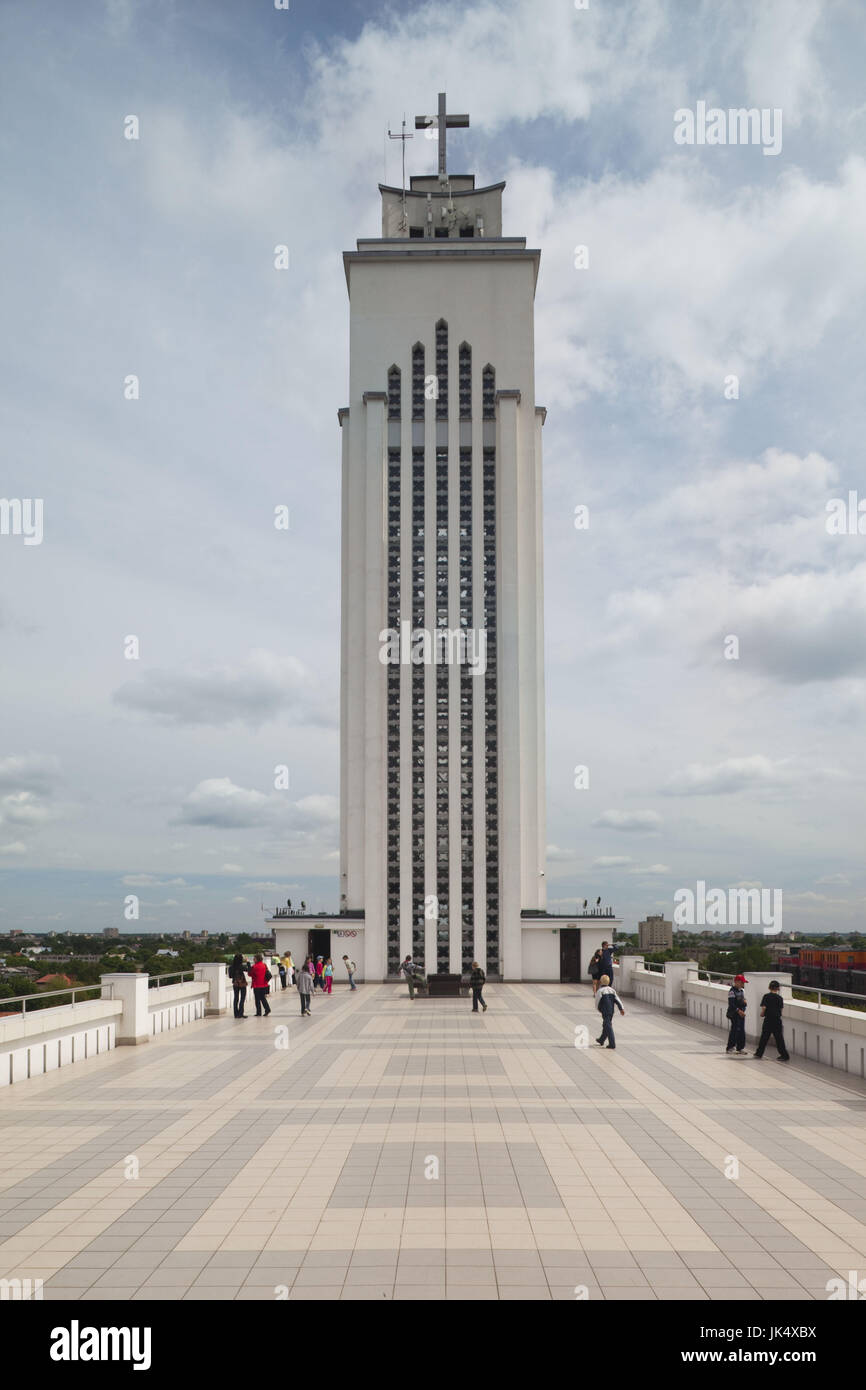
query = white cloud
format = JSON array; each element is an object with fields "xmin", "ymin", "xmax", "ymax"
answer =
[
  {"xmin": 113, "ymin": 649, "xmax": 336, "ymax": 730},
  {"xmin": 120, "ymin": 875, "xmax": 189, "ymax": 888},
  {"xmin": 664, "ymin": 756, "xmax": 794, "ymax": 795},
  {"xmin": 0, "ymin": 755, "xmax": 60, "ymax": 794},
  {"xmin": 593, "ymin": 811, "xmax": 661, "ymax": 832},
  {"xmin": 0, "ymin": 792, "xmax": 53, "ymax": 828},
  {"xmin": 546, "ymin": 844, "xmax": 576, "ymax": 862}
]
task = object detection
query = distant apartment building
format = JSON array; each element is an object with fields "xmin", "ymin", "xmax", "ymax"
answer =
[
  {"xmin": 103, "ymin": 928, "xmax": 120, "ymax": 938},
  {"xmin": 639, "ymin": 914, "xmax": 673, "ymax": 951}
]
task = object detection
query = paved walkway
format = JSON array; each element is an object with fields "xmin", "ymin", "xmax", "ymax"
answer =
[{"xmin": 1, "ymin": 981, "xmax": 865, "ymax": 1300}]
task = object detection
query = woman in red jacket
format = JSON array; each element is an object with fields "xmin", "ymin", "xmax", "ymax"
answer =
[{"xmin": 249, "ymin": 954, "xmax": 272, "ymax": 1017}]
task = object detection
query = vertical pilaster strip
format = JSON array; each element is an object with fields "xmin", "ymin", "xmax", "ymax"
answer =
[
  {"xmin": 518, "ymin": 397, "xmax": 539, "ymax": 912},
  {"xmin": 496, "ymin": 389, "xmax": 521, "ymax": 981},
  {"xmin": 447, "ymin": 338, "xmax": 462, "ymax": 975},
  {"xmin": 399, "ymin": 375, "xmax": 413, "ymax": 971},
  {"xmin": 472, "ymin": 378, "xmax": 487, "ymax": 973},
  {"xmin": 423, "ymin": 334, "xmax": 437, "ymax": 975},
  {"xmin": 344, "ymin": 407, "xmax": 365, "ymax": 907},
  {"xmin": 534, "ymin": 407, "xmax": 548, "ymax": 911},
  {"xmin": 363, "ymin": 391, "xmax": 388, "ymax": 982},
  {"xmin": 338, "ymin": 408, "xmax": 351, "ymax": 912}
]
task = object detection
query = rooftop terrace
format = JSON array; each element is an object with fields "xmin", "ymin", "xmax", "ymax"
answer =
[{"xmin": 1, "ymin": 980, "xmax": 865, "ymax": 1300}]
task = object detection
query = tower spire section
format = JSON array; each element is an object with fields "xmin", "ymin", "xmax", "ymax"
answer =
[{"xmin": 415, "ymin": 91, "xmax": 470, "ymax": 187}]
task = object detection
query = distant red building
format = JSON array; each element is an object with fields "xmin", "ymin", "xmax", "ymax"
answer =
[{"xmin": 798, "ymin": 949, "xmax": 866, "ymax": 970}]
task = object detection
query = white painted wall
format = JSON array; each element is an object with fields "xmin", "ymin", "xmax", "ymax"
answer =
[
  {"xmin": 521, "ymin": 928, "xmax": 559, "ymax": 980},
  {"xmin": 272, "ymin": 928, "xmax": 310, "ymax": 966}
]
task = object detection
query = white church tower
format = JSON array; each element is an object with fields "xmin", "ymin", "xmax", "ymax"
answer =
[{"xmin": 338, "ymin": 95, "xmax": 549, "ymax": 982}]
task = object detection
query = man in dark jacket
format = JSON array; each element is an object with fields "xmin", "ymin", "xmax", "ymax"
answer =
[
  {"xmin": 599, "ymin": 941, "xmax": 615, "ymax": 982},
  {"xmin": 399, "ymin": 955, "xmax": 426, "ymax": 999},
  {"xmin": 469, "ymin": 962, "xmax": 488, "ymax": 1013},
  {"xmin": 725, "ymin": 974, "xmax": 747, "ymax": 1053}
]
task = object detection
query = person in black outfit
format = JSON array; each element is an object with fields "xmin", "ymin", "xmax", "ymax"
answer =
[
  {"xmin": 725, "ymin": 974, "xmax": 747, "ymax": 1053},
  {"xmin": 469, "ymin": 962, "xmax": 488, "ymax": 1013},
  {"xmin": 589, "ymin": 950, "xmax": 603, "ymax": 996},
  {"xmin": 752, "ymin": 980, "xmax": 790, "ymax": 1061},
  {"xmin": 228, "ymin": 954, "xmax": 248, "ymax": 1019},
  {"xmin": 599, "ymin": 941, "xmax": 615, "ymax": 982}
]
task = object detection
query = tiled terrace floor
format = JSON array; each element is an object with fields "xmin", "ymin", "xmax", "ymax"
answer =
[{"xmin": 2, "ymin": 981, "xmax": 866, "ymax": 1300}]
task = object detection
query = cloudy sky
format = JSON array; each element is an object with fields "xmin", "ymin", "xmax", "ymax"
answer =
[{"xmin": 1, "ymin": 0, "xmax": 865, "ymax": 937}]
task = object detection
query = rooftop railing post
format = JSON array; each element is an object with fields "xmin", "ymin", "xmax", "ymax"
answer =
[
  {"xmin": 101, "ymin": 972, "xmax": 150, "ymax": 1046},
  {"xmin": 194, "ymin": 963, "xmax": 228, "ymax": 1017}
]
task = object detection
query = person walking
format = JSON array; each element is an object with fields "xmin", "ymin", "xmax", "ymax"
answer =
[
  {"xmin": 599, "ymin": 940, "xmax": 615, "ymax": 984},
  {"xmin": 297, "ymin": 957, "xmax": 314, "ymax": 1016},
  {"xmin": 283, "ymin": 952, "xmax": 295, "ymax": 986},
  {"xmin": 752, "ymin": 980, "xmax": 790, "ymax": 1062},
  {"xmin": 323, "ymin": 959, "xmax": 334, "ymax": 995},
  {"xmin": 399, "ymin": 955, "xmax": 425, "ymax": 999},
  {"xmin": 725, "ymin": 974, "xmax": 747, "ymax": 1054},
  {"xmin": 469, "ymin": 961, "xmax": 488, "ymax": 1013},
  {"xmin": 277, "ymin": 955, "xmax": 288, "ymax": 990},
  {"xmin": 595, "ymin": 974, "xmax": 624, "ymax": 1049},
  {"xmin": 249, "ymin": 953, "xmax": 272, "ymax": 1017},
  {"xmin": 228, "ymin": 954, "xmax": 248, "ymax": 1019},
  {"xmin": 589, "ymin": 949, "xmax": 603, "ymax": 996},
  {"xmin": 314, "ymin": 956, "xmax": 325, "ymax": 991},
  {"xmin": 342, "ymin": 954, "xmax": 357, "ymax": 990}
]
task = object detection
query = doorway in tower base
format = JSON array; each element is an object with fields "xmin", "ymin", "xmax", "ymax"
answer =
[
  {"xmin": 308, "ymin": 929, "xmax": 330, "ymax": 964},
  {"xmin": 559, "ymin": 929, "xmax": 581, "ymax": 983}
]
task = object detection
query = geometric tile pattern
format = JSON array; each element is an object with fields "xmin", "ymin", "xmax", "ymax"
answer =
[{"xmin": 1, "ymin": 980, "xmax": 865, "ymax": 1300}]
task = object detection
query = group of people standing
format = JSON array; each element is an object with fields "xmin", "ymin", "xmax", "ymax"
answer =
[
  {"xmin": 726, "ymin": 974, "xmax": 790, "ymax": 1061},
  {"xmin": 585, "ymin": 945, "xmax": 791, "ymax": 1062},
  {"xmin": 227, "ymin": 952, "xmax": 358, "ymax": 1018},
  {"xmin": 397, "ymin": 955, "xmax": 488, "ymax": 1011},
  {"xmin": 588, "ymin": 942, "xmax": 624, "ymax": 1049}
]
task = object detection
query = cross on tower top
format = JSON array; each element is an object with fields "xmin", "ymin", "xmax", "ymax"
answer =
[{"xmin": 415, "ymin": 92, "xmax": 470, "ymax": 187}]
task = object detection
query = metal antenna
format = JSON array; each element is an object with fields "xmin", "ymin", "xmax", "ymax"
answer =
[{"xmin": 388, "ymin": 114, "xmax": 414, "ymax": 230}]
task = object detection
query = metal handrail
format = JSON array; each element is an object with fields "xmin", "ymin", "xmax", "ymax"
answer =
[
  {"xmin": 148, "ymin": 971, "xmax": 195, "ymax": 989},
  {"xmin": 0, "ymin": 983, "xmax": 111, "ymax": 1015},
  {"xmin": 640, "ymin": 962, "xmax": 666, "ymax": 974},
  {"xmin": 792, "ymin": 984, "xmax": 866, "ymax": 1009},
  {"xmin": 696, "ymin": 969, "xmax": 736, "ymax": 984}
]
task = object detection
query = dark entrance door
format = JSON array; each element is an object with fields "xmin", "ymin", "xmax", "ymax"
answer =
[
  {"xmin": 308, "ymin": 929, "xmax": 330, "ymax": 962},
  {"xmin": 559, "ymin": 929, "xmax": 580, "ymax": 983}
]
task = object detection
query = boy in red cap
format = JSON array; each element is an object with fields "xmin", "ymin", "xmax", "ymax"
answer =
[{"xmin": 725, "ymin": 974, "xmax": 747, "ymax": 1054}]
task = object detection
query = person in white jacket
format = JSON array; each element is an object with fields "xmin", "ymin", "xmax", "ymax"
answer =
[{"xmin": 595, "ymin": 975, "xmax": 625, "ymax": 1049}]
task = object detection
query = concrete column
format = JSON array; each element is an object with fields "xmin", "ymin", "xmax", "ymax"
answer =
[
  {"xmin": 101, "ymin": 973, "xmax": 149, "ymax": 1045},
  {"xmin": 618, "ymin": 955, "xmax": 644, "ymax": 997},
  {"xmin": 497, "ymin": 390, "xmax": 522, "ymax": 981},
  {"xmin": 195, "ymin": 962, "xmax": 228, "ymax": 1016},
  {"xmin": 663, "ymin": 960, "xmax": 699, "ymax": 1013},
  {"xmin": 363, "ymin": 391, "xmax": 388, "ymax": 982},
  {"xmin": 743, "ymin": 971, "xmax": 792, "ymax": 1042}
]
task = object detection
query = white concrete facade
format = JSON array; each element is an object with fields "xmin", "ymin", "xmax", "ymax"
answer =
[{"xmin": 339, "ymin": 150, "xmax": 554, "ymax": 981}]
